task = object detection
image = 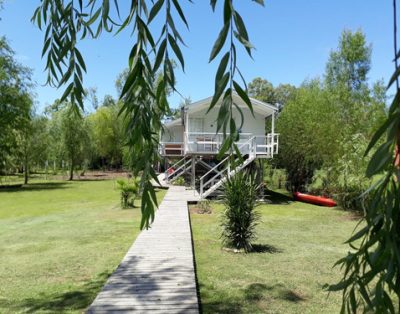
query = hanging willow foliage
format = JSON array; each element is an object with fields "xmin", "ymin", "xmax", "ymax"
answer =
[
  {"xmin": 32, "ymin": 0, "xmax": 264, "ymax": 229},
  {"xmin": 327, "ymin": 1, "xmax": 400, "ymax": 312}
]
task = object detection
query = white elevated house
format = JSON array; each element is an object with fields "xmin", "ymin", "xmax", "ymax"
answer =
[{"xmin": 159, "ymin": 93, "xmax": 279, "ymax": 198}]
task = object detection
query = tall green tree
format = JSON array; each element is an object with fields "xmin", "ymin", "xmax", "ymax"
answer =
[
  {"xmin": 0, "ymin": 36, "xmax": 33, "ymax": 174},
  {"xmin": 88, "ymin": 104, "xmax": 124, "ymax": 169},
  {"xmin": 276, "ymin": 79, "xmax": 341, "ymax": 191},
  {"xmin": 18, "ymin": 116, "xmax": 49, "ymax": 184},
  {"xmin": 248, "ymin": 77, "xmax": 296, "ymax": 111},
  {"xmin": 59, "ymin": 108, "xmax": 90, "ymax": 180}
]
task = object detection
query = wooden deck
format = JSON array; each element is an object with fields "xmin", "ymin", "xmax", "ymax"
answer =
[{"xmin": 87, "ymin": 186, "xmax": 200, "ymax": 313}]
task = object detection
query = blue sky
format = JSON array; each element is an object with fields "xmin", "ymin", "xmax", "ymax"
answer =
[{"xmin": 0, "ymin": 0, "xmax": 395, "ymax": 112}]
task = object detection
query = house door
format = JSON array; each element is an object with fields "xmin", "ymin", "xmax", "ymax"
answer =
[{"xmin": 189, "ymin": 118, "xmax": 204, "ymax": 133}]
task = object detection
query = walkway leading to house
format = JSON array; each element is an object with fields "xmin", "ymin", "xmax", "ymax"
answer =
[{"xmin": 87, "ymin": 186, "xmax": 200, "ymax": 313}]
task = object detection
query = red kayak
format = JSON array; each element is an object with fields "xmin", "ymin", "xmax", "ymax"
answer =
[{"xmin": 293, "ymin": 192, "xmax": 337, "ymax": 207}]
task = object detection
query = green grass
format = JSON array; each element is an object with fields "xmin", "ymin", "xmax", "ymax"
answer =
[
  {"xmin": 191, "ymin": 191, "xmax": 359, "ymax": 314},
  {"xmin": 0, "ymin": 179, "xmax": 166, "ymax": 313}
]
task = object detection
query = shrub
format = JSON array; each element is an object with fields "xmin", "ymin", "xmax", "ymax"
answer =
[
  {"xmin": 116, "ymin": 179, "xmax": 138, "ymax": 208},
  {"xmin": 172, "ymin": 176, "xmax": 185, "ymax": 186},
  {"xmin": 221, "ymin": 170, "xmax": 260, "ymax": 252},
  {"xmin": 197, "ymin": 200, "xmax": 212, "ymax": 214}
]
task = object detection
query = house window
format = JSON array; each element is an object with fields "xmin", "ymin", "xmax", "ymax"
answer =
[{"xmin": 189, "ymin": 118, "xmax": 204, "ymax": 133}]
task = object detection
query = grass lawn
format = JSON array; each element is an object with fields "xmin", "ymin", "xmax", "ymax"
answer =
[
  {"xmin": 191, "ymin": 191, "xmax": 359, "ymax": 314},
  {"xmin": 0, "ymin": 179, "xmax": 166, "ymax": 313}
]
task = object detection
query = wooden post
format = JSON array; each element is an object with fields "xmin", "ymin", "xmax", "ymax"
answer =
[{"xmin": 191, "ymin": 156, "xmax": 195, "ymax": 188}]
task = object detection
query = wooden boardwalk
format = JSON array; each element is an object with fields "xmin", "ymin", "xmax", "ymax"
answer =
[{"xmin": 87, "ymin": 186, "xmax": 200, "ymax": 313}]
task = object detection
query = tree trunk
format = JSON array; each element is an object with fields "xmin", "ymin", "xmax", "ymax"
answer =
[
  {"xmin": 69, "ymin": 160, "xmax": 74, "ymax": 181},
  {"xmin": 23, "ymin": 151, "xmax": 28, "ymax": 185}
]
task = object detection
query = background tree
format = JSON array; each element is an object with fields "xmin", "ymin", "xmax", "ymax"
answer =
[
  {"xmin": 88, "ymin": 103, "xmax": 124, "ymax": 169},
  {"xmin": 248, "ymin": 77, "xmax": 296, "ymax": 112},
  {"xmin": 59, "ymin": 108, "xmax": 90, "ymax": 180},
  {"xmin": 0, "ymin": 36, "xmax": 33, "ymax": 175},
  {"xmin": 17, "ymin": 115, "xmax": 49, "ymax": 184}
]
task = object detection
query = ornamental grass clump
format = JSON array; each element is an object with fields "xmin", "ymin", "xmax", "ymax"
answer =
[
  {"xmin": 221, "ymin": 170, "xmax": 260, "ymax": 253},
  {"xmin": 116, "ymin": 179, "xmax": 139, "ymax": 208}
]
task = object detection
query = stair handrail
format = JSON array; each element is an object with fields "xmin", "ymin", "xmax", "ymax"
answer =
[
  {"xmin": 199, "ymin": 136, "xmax": 255, "ymax": 182},
  {"xmin": 165, "ymin": 156, "xmax": 188, "ymax": 181},
  {"xmin": 168, "ymin": 159, "xmax": 192, "ymax": 182},
  {"xmin": 199, "ymin": 136, "xmax": 256, "ymax": 196}
]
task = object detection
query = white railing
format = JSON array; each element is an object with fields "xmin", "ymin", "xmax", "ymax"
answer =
[
  {"xmin": 160, "ymin": 133, "xmax": 279, "ymax": 156},
  {"xmin": 254, "ymin": 133, "xmax": 279, "ymax": 156},
  {"xmin": 164, "ymin": 157, "xmax": 191, "ymax": 182},
  {"xmin": 199, "ymin": 136, "xmax": 256, "ymax": 197},
  {"xmin": 159, "ymin": 142, "xmax": 184, "ymax": 156},
  {"xmin": 186, "ymin": 132, "xmax": 253, "ymax": 154}
]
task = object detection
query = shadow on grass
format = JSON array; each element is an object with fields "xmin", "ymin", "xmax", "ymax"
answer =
[
  {"xmin": 251, "ymin": 243, "xmax": 283, "ymax": 254},
  {"xmin": 0, "ymin": 271, "xmax": 112, "ymax": 313},
  {"xmin": 244, "ymin": 283, "xmax": 306, "ymax": 303},
  {"xmin": 0, "ymin": 182, "xmax": 69, "ymax": 193},
  {"xmin": 262, "ymin": 189, "xmax": 293, "ymax": 205},
  {"xmin": 200, "ymin": 282, "xmax": 306, "ymax": 313},
  {"xmin": 199, "ymin": 283, "xmax": 244, "ymax": 314}
]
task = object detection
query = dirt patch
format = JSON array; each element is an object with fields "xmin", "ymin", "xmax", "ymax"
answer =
[
  {"xmin": 338, "ymin": 210, "xmax": 363, "ymax": 221},
  {"xmin": 189, "ymin": 204, "xmax": 212, "ymax": 215}
]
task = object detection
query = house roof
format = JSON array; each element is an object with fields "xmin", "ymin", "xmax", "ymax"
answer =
[{"xmin": 165, "ymin": 92, "xmax": 277, "ymax": 127}]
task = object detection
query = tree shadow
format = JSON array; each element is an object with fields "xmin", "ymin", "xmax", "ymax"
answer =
[
  {"xmin": 199, "ymin": 283, "xmax": 243, "ymax": 314},
  {"xmin": 0, "ymin": 182, "xmax": 70, "ymax": 193},
  {"xmin": 251, "ymin": 244, "xmax": 283, "ymax": 254},
  {"xmin": 261, "ymin": 189, "xmax": 293, "ymax": 205},
  {"xmin": 1, "ymin": 271, "xmax": 112, "ymax": 313},
  {"xmin": 244, "ymin": 283, "xmax": 306, "ymax": 303}
]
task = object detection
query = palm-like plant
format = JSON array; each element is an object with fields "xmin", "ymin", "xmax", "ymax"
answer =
[
  {"xmin": 116, "ymin": 179, "xmax": 138, "ymax": 208},
  {"xmin": 221, "ymin": 169, "xmax": 260, "ymax": 252}
]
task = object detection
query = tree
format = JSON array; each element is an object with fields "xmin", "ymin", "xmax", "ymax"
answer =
[
  {"xmin": 88, "ymin": 104, "xmax": 124, "ymax": 169},
  {"xmin": 276, "ymin": 79, "xmax": 341, "ymax": 191},
  {"xmin": 325, "ymin": 29, "xmax": 371, "ymax": 93},
  {"xmin": 59, "ymin": 108, "xmax": 90, "ymax": 180},
  {"xmin": 0, "ymin": 37, "xmax": 33, "ymax": 175},
  {"xmin": 17, "ymin": 116, "xmax": 49, "ymax": 184},
  {"xmin": 248, "ymin": 77, "xmax": 275, "ymax": 103},
  {"xmin": 248, "ymin": 77, "xmax": 296, "ymax": 112}
]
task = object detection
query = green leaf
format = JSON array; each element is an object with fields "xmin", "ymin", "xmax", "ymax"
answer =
[
  {"xmin": 74, "ymin": 48, "xmax": 87, "ymax": 72},
  {"xmin": 345, "ymin": 224, "xmax": 369, "ymax": 244},
  {"xmin": 387, "ymin": 65, "xmax": 400, "ymax": 89},
  {"xmin": 171, "ymin": 0, "xmax": 189, "ymax": 28},
  {"xmin": 215, "ymin": 52, "xmax": 230, "ymax": 88},
  {"xmin": 208, "ymin": 72, "xmax": 230, "ymax": 113},
  {"xmin": 233, "ymin": 80, "xmax": 254, "ymax": 116},
  {"xmin": 59, "ymin": 82, "xmax": 74, "ymax": 103},
  {"xmin": 168, "ymin": 34, "xmax": 185, "ymax": 71},
  {"xmin": 364, "ymin": 111, "xmax": 399, "ymax": 156},
  {"xmin": 223, "ymin": 0, "xmax": 232, "ymax": 24},
  {"xmin": 210, "ymin": 0, "xmax": 218, "ymax": 11},
  {"xmin": 154, "ymin": 38, "xmax": 167, "ymax": 72},
  {"xmin": 86, "ymin": 8, "xmax": 101, "ymax": 26},
  {"xmin": 366, "ymin": 141, "xmax": 393, "ymax": 178},
  {"xmin": 148, "ymin": 0, "xmax": 164, "ymax": 24},
  {"xmin": 209, "ymin": 23, "xmax": 229, "ymax": 62},
  {"xmin": 252, "ymin": 0, "xmax": 265, "ymax": 6}
]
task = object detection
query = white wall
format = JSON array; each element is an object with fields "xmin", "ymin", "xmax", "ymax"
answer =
[
  {"xmin": 189, "ymin": 105, "xmax": 266, "ymax": 135},
  {"xmin": 162, "ymin": 125, "xmax": 184, "ymax": 142}
]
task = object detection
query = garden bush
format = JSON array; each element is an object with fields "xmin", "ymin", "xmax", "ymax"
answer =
[{"xmin": 221, "ymin": 170, "xmax": 260, "ymax": 252}]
